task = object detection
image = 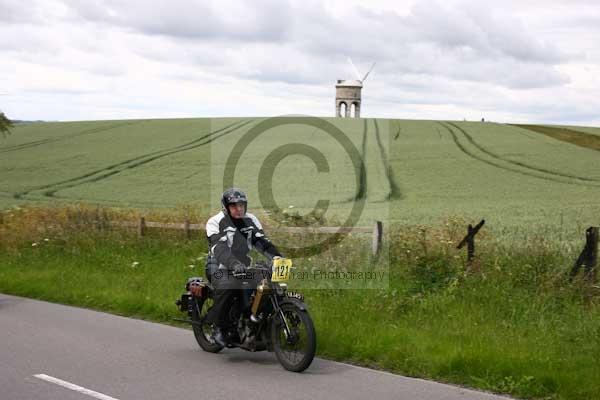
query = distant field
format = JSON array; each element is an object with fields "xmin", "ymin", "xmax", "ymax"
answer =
[
  {"xmin": 1, "ymin": 117, "xmax": 599, "ymax": 236},
  {"xmin": 554, "ymin": 124, "xmax": 600, "ymax": 137},
  {"xmin": 513, "ymin": 124, "xmax": 600, "ymax": 152}
]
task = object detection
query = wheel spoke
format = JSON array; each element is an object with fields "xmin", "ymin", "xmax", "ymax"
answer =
[
  {"xmin": 278, "ymin": 309, "xmax": 309, "ymax": 364},
  {"xmin": 191, "ymin": 296, "xmax": 223, "ymax": 351}
]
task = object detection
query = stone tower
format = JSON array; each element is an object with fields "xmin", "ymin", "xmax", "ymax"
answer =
[{"xmin": 335, "ymin": 79, "xmax": 362, "ymax": 118}]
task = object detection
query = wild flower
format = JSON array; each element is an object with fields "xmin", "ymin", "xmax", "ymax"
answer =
[
  {"xmin": 32, "ymin": 242, "xmax": 38, "ymax": 247},
  {"xmin": 131, "ymin": 261, "xmax": 140, "ymax": 268}
]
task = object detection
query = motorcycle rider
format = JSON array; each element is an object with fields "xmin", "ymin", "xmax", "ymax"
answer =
[{"xmin": 204, "ymin": 188, "xmax": 282, "ymax": 346}]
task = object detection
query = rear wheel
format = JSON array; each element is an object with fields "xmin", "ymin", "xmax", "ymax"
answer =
[
  {"xmin": 271, "ymin": 302, "xmax": 316, "ymax": 372},
  {"xmin": 191, "ymin": 296, "xmax": 224, "ymax": 353}
]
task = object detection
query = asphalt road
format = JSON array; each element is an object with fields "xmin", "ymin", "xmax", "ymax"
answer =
[{"xmin": 0, "ymin": 293, "xmax": 513, "ymax": 400}]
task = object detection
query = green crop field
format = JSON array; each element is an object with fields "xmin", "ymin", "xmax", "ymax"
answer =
[
  {"xmin": 555, "ymin": 125, "xmax": 600, "ymax": 137},
  {"xmin": 1, "ymin": 117, "xmax": 599, "ymax": 237}
]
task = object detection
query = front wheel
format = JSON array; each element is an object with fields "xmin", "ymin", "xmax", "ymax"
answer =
[
  {"xmin": 271, "ymin": 302, "xmax": 316, "ymax": 372},
  {"xmin": 191, "ymin": 296, "xmax": 223, "ymax": 353}
]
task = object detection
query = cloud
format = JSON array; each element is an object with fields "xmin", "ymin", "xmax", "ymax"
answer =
[
  {"xmin": 406, "ymin": 0, "xmax": 568, "ymax": 64},
  {"xmin": 0, "ymin": 25, "xmax": 60, "ymax": 54},
  {"xmin": 1, "ymin": 0, "xmax": 599, "ymax": 125},
  {"xmin": 63, "ymin": 0, "xmax": 292, "ymax": 42},
  {"xmin": 0, "ymin": 0, "xmax": 46, "ymax": 24},
  {"xmin": 53, "ymin": 0, "xmax": 575, "ymax": 91}
]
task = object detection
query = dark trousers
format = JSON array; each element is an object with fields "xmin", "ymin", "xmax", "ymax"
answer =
[{"xmin": 205, "ymin": 270, "xmax": 254, "ymax": 328}]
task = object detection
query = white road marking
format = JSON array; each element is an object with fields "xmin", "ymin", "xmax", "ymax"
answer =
[{"xmin": 33, "ymin": 374, "xmax": 120, "ymax": 400}]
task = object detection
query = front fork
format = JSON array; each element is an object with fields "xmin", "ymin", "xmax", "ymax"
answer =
[{"xmin": 271, "ymin": 295, "xmax": 292, "ymax": 339}]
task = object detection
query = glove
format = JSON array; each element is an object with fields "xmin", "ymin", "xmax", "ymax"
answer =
[
  {"xmin": 190, "ymin": 283, "xmax": 203, "ymax": 297},
  {"xmin": 232, "ymin": 262, "xmax": 247, "ymax": 275},
  {"xmin": 187, "ymin": 277, "xmax": 204, "ymax": 297}
]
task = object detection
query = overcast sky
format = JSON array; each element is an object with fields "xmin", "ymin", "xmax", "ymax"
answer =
[{"xmin": 1, "ymin": 0, "xmax": 599, "ymax": 125}]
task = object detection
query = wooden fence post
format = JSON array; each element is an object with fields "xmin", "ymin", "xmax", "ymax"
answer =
[
  {"xmin": 570, "ymin": 226, "xmax": 599, "ymax": 282},
  {"xmin": 457, "ymin": 219, "xmax": 485, "ymax": 270},
  {"xmin": 184, "ymin": 218, "xmax": 191, "ymax": 239},
  {"xmin": 95, "ymin": 206, "xmax": 102, "ymax": 231},
  {"xmin": 138, "ymin": 216, "xmax": 146, "ymax": 238},
  {"xmin": 467, "ymin": 224, "xmax": 475, "ymax": 264},
  {"xmin": 372, "ymin": 221, "xmax": 383, "ymax": 256}
]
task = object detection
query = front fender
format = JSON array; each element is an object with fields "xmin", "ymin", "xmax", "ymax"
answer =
[{"xmin": 279, "ymin": 297, "xmax": 309, "ymax": 311}]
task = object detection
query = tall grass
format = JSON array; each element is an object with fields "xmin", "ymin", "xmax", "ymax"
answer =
[{"xmin": 1, "ymin": 205, "xmax": 599, "ymax": 399}]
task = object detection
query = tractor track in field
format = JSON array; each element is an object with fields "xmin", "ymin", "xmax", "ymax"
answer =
[
  {"xmin": 373, "ymin": 119, "xmax": 401, "ymax": 199},
  {"xmin": 38, "ymin": 119, "xmax": 253, "ymax": 197},
  {"xmin": 438, "ymin": 122, "xmax": 600, "ymax": 187},
  {"xmin": 446, "ymin": 122, "xmax": 600, "ymax": 184},
  {"xmin": 354, "ymin": 118, "xmax": 368, "ymax": 201},
  {"xmin": 14, "ymin": 119, "xmax": 253, "ymax": 199},
  {"xmin": 0, "ymin": 121, "xmax": 141, "ymax": 154},
  {"xmin": 3, "ymin": 190, "xmax": 186, "ymax": 209},
  {"xmin": 0, "ymin": 138, "xmax": 53, "ymax": 153},
  {"xmin": 393, "ymin": 122, "xmax": 402, "ymax": 140}
]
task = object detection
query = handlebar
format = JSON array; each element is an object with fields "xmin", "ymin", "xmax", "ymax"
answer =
[
  {"xmin": 229, "ymin": 257, "xmax": 289, "ymax": 278},
  {"xmin": 232, "ymin": 264, "xmax": 272, "ymax": 278}
]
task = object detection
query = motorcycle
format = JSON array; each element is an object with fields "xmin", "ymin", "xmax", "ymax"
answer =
[{"xmin": 175, "ymin": 258, "xmax": 316, "ymax": 372}]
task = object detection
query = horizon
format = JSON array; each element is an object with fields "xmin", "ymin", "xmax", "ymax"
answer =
[{"xmin": 9, "ymin": 115, "xmax": 599, "ymax": 129}]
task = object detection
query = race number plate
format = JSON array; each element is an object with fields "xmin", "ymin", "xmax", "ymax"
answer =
[{"xmin": 272, "ymin": 258, "xmax": 293, "ymax": 282}]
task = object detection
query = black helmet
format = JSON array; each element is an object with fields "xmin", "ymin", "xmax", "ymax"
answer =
[{"xmin": 221, "ymin": 187, "xmax": 248, "ymax": 215}]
